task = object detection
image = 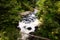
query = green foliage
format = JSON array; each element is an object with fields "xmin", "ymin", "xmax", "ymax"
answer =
[{"xmin": 0, "ymin": 0, "xmax": 60, "ymax": 40}]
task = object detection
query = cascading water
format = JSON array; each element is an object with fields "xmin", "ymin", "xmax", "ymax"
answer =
[{"xmin": 17, "ymin": 9, "xmax": 40, "ymax": 40}]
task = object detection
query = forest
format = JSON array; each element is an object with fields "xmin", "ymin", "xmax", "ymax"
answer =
[{"xmin": 0, "ymin": 0, "xmax": 60, "ymax": 40}]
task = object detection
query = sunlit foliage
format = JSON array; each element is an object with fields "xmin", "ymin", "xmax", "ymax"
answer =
[{"xmin": 0, "ymin": 0, "xmax": 60, "ymax": 40}]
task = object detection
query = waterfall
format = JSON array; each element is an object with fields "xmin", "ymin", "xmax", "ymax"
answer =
[{"xmin": 17, "ymin": 9, "xmax": 40, "ymax": 40}]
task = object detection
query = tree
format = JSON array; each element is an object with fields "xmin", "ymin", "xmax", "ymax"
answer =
[{"xmin": 0, "ymin": 0, "xmax": 60, "ymax": 40}]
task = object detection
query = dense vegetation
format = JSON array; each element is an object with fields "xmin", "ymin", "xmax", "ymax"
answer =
[{"xmin": 0, "ymin": 0, "xmax": 60, "ymax": 40}]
